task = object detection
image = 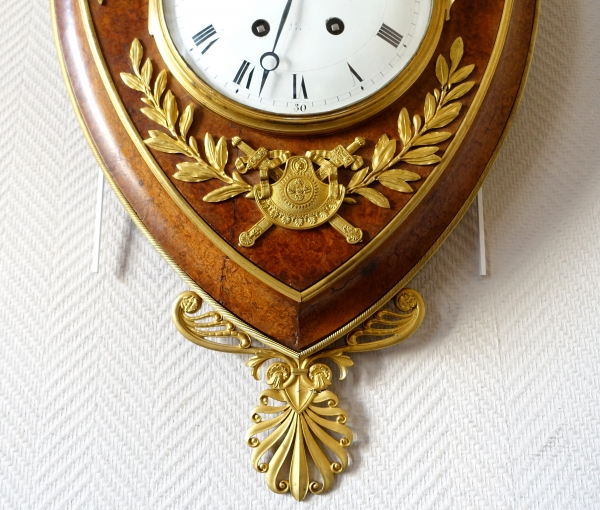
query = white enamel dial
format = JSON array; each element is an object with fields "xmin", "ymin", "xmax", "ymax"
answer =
[{"xmin": 163, "ymin": 0, "xmax": 433, "ymax": 116}]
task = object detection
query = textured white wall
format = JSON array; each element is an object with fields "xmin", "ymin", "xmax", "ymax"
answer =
[{"xmin": 0, "ymin": 1, "xmax": 599, "ymax": 508}]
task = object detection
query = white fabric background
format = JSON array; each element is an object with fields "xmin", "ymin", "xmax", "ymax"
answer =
[{"xmin": 0, "ymin": 1, "xmax": 599, "ymax": 508}]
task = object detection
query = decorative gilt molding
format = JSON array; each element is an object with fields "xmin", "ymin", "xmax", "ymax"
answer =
[
  {"xmin": 120, "ymin": 38, "xmax": 475, "ymax": 246},
  {"xmin": 172, "ymin": 289, "xmax": 425, "ymax": 500},
  {"xmin": 172, "ymin": 291, "xmax": 254, "ymax": 353},
  {"xmin": 245, "ymin": 355, "xmax": 353, "ymax": 501}
]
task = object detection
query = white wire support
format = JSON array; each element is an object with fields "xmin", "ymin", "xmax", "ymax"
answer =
[
  {"xmin": 91, "ymin": 167, "xmax": 105, "ymax": 273},
  {"xmin": 477, "ymin": 188, "xmax": 487, "ymax": 276}
]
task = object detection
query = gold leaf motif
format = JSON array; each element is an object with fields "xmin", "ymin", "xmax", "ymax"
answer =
[
  {"xmin": 413, "ymin": 114, "xmax": 422, "ymax": 134},
  {"xmin": 403, "ymin": 155, "xmax": 442, "ymax": 166},
  {"xmin": 372, "ymin": 137, "xmax": 396, "ymax": 172},
  {"xmin": 120, "ymin": 39, "xmax": 250, "ymax": 202},
  {"xmin": 179, "ymin": 104, "xmax": 194, "ymax": 138},
  {"xmin": 348, "ymin": 167, "xmax": 369, "ymax": 189},
  {"xmin": 203, "ymin": 183, "xmax": 251, "ymax": 203},
  {"xmin": 231, "ymin": 171, "xmax": 248, "ymax": 185},
  {"xmin": 436, "ymin": 55, "xmax": 449, "ymax": 87},
  {"xmin": 398, "ymin": 108, "xmax": 412, "ymax": 145},
  {"xmin": 144, "ymin": 133, "xmax": 183, "ymax": 154},
  {"xmin": 163, "ymin": 90, "xmax": 178, "ymax": 130},
  {"xmin": 428, "ymin": 103, "xmax": 462, "ymax": 129},
  {"xmin": 424, "ymin": 92, "xmax": 436, "ymax": 124},
  {"xmin": 450, "ymin": 36, "xmax": 464, "ymax": 75},
  {"xmin": 404, "ymin": 146, "xmax": 439, "ymax": 160},
  {"xmin": 443, "ymin": 81, "xmax": 476, "ymax": 104},
  {"xmin": 246, "ymin": 350, "xmax": 274, "ymax": 380},
  {"xmin": 140, "ymin": 107, "xmax": 167, "ymax": 128},
  {"xmin": 188, "ymin": 135, "xmax": 199, "ymax": 155},
  {"xmin": 450, "ymin": 64, "xmax": 475, "ymax": 85},
  {"xmin": 343, "ymin": 37, "xmax": 475, "ymax": 208},
  {"xmin": 413, "ymin": 131, "xmax": 452, "ymax": 146},
  {"xmin": 380, "ymin": 169, "xmax": 421, "ymax": 182},
  {"xmin": 353, "ymin": 187, "xmax": 390, "ymax": 208},
  {"xmin": 174, "ymin": 161, "xmax": 218, "ymax": 183},
  {"xmin": 215, "ymin": 136, "xmax": 228, "ymax": 171},
  {"xmin": 378, "ymin": 176, "xmax": 414, "ymax": 193},
  {"xmin": 141, "ymin": 59, "xmax": 153, "ymax": 87},
  {"xmin": 374, "ymin": 133, "xmax": 388, "ymax": 149},
  {"xmin": 204, "ymin": 133, "xmax": 218, "ymax": 170},
  {"xmin": 153, "ymin": 69, "xmax": 167, "ymax": 102},
  {"xmin": 324, "ymin": 353, "xmax": 354, "ymax": 380},
  {"xmin": 148, "ymin": 130, "xmax": 182, "ymax": 145},
  {"xmin": 120, "ymin": 72, "xmax": 145, "ymax": 93},
  {"xmin": 129, "ymin": 38, "xmax": 142, "ymax": 75},
  {"xmin": 373, "ymin": 133, "xmax": 389, "ymax": 156}
]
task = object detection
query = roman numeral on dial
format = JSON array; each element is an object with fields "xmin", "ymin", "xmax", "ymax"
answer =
[
  {"xmin": 233, "ymin": 61, "xmax": 254, "ymax": 89},
  {"xmin": 377, "ymin": 23, "xmax": 403, "ymax": 48},
  {"xmin": 192, "ymin": 25, "xmax": 218, "ymax": 53},
  {"xmin": 293, "ymin": 75, "xmax": 308, "ymax": 99}
]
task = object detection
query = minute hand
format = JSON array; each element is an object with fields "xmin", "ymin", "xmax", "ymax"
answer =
[
  {"xmin": 272, "ymin": 0, "xmax": 294, "ymax": 53},
  {"xmin": 259, "ymin": 0, "xmax": 294, "ymax": 95}
]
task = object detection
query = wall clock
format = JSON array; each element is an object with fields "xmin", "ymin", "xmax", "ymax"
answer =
[{"xmin": 53, "ymin": 0, "xmax": 539, "ymax": 500}]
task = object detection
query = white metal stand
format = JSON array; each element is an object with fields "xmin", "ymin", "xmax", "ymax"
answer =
[
  {"xmin": 477, "ymin": 188, "xmax": 487, "ymax": 276},
  {"xmin": 91, "ymin": 168, "xmax": 105, "ymax": 273}
]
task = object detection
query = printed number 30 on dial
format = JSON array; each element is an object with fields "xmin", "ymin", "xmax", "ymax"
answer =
[{"xmin": 164, "ymin": 0, "xmax": 433, "ymax": 116}]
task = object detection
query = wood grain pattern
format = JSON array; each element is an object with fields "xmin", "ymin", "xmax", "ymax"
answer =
[{"xmin": 54, "ymin": 0, "xmax": 537, "ymax": 351}]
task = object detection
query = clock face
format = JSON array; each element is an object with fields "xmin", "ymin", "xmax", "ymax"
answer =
[{"xmin": 163, "ymin": 0, "xmax": 433, "ymax": 117}]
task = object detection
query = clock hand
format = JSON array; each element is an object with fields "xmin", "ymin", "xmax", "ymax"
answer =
[
  {"xmin": 259, "ymin": 69, "xmax": 270, "ymax": 96},
  {"xmin": 259, "ymin": 52, "xmax": 280, "ymax": 95},
  {"xmin": 259, "ymin": 0, "xmax": 294, "ymax": 95},
  {"xmin": 272, "ymin": 0, "xmax": 294, "ymax": 53}
]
